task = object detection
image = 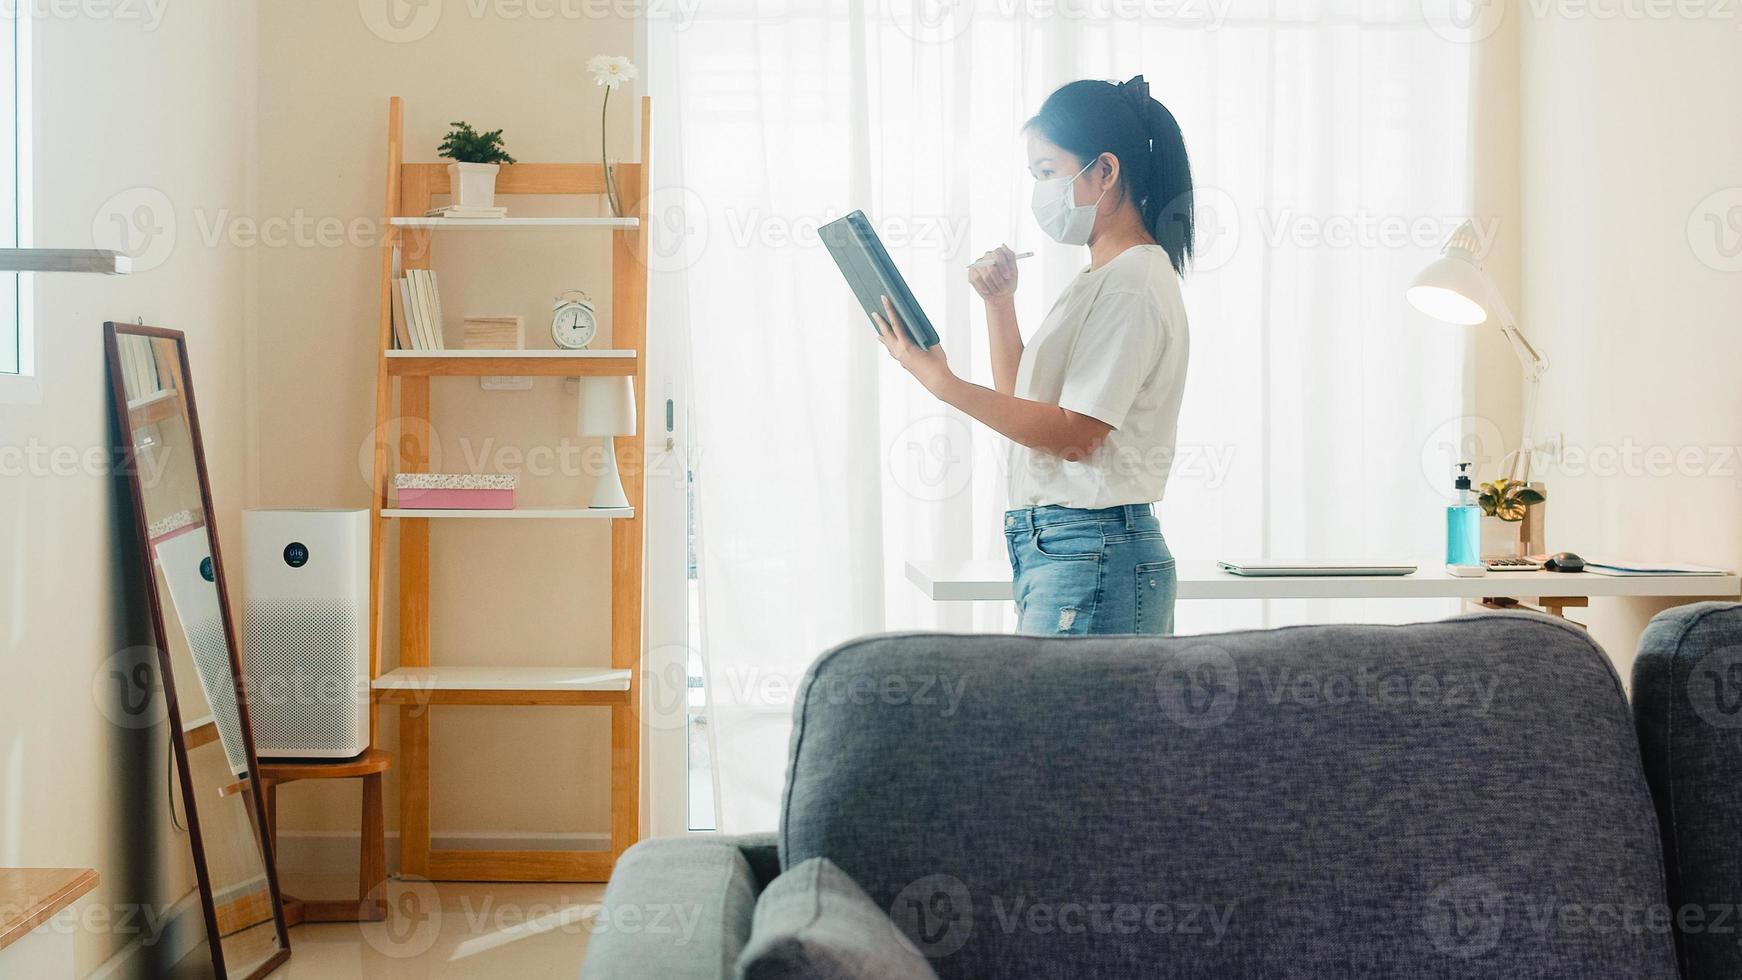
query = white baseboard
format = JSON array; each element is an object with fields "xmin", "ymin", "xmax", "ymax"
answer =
[
  {"xmin": 274, "ymin": 831, "xmax": 611, "ymax": 876},
  {"xmin": 86, "ymin": 889, "xmax": 206, "ymax": 980}
]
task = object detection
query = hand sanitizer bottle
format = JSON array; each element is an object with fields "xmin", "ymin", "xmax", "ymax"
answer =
[{"xmin": 1446, "ymin": 463, "xmax": 1482, "ymax": 567}]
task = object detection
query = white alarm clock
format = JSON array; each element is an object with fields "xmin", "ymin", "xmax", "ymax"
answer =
[{"xmin": 551, "ymin": 290, "xmax": 599, "ymax": 349}]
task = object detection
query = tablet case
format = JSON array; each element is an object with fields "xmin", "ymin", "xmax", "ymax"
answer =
[{"xmin": 820, "ymin": 210, "xmax": 941, "ymax": 350}]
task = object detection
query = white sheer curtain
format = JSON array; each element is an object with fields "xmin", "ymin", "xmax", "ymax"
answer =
[{"xmin": 649, "ymin": 1, "xmax": 1478, "ymax": 832}]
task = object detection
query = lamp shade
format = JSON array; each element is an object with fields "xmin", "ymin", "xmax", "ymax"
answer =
[
  {"xmin": 1407, "ymin": 255, "xmax": 1490, "ymax": 325},
  {"xmin": 1407, "ymin": 220, "xmax": 1493, "ymax": 325},
  {"xmin": 579, "ymin": 376, "xmax": 637, "ymax": 437}
]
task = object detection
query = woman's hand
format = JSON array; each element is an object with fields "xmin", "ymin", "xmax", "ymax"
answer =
[
  {"xmin": 873, "ymin": 295, "xmax": 956, "ymax": 396},
  {"xmin": 968, "ymin": 245, "xmax": 1019, "ymax": 302}
]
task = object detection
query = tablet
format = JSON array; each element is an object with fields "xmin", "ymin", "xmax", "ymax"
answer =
[{"xmin": 820, "ymin": 210, "xmax": 941, "ymax": 350}]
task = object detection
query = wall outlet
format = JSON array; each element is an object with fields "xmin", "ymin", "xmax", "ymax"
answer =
[{"xmin": 480, "ymin": 375, "xmax": 533, "ymax": 392}]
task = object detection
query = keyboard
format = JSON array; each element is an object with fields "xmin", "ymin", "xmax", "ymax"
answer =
[{"xmin": 1483, "ymin": 556, "xmax": 1545, "ymax": 572}]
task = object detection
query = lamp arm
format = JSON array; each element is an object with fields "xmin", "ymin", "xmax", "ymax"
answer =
[{"xmin": 1479, "ymin": 271, "xmax": 1549, "ymax": 383}]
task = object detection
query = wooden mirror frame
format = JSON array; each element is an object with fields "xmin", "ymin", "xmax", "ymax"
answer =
[{"xmin": 103, "ymin": 322, "xmax": 291, "ymax": 979}]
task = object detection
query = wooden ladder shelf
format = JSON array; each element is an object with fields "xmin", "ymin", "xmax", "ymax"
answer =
[{"xmin": 367, "ymin": 96, "xmax": 649, "ymax": 882}]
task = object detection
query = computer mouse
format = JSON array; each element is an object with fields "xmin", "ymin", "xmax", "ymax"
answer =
[{"xmin": 1544, "ymin": 552, "xmax": 1585, "ymax": 573}]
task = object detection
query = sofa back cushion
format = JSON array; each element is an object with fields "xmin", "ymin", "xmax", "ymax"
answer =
[
  {"xmin": 780, "ymin": 615, "xmax": 1679, "ymax": 980},
  {"xmin": 1635, "ymin": 602, "xmax": 1742, "ymax": 980}
]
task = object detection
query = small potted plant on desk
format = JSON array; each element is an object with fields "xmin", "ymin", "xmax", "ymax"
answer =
[
  {"xmin": 438, "ymin": 121, "xmax": 517, "ymax": 209},
  {"xmin": 1479, "ymin": 478, "xmax": 1548, "ymax": 557}
]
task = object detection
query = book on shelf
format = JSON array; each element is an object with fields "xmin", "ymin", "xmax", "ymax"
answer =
[
  {"xmin": 396, "ymin": 268, "xmax": 447, "ymax": 351},
  {"xmin": 425, "ymin": 205, "xmax": 508, "ymax": 219},
  {"xmin": 393, "ymin": 473, "xmax": 517, "ymax": 510}
]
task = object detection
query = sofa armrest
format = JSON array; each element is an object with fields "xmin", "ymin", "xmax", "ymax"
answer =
[{"xmin": 580, "ymin": 836, "xmax": 769, "ymax": 980}]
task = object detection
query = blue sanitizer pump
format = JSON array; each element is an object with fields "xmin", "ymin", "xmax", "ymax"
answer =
[{"xmin": 1447, "ymin": 463, "xmax": 1482, "ymax": 567}]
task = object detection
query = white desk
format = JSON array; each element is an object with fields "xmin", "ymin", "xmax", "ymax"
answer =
[{"xmin": 908, "ymin": 559, "xmax": 1742, "ymax": 610}]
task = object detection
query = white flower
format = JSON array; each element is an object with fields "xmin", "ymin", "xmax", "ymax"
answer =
[{"xmin": 587, "ymin": 55, "xmax": 638, "ymax": 90}]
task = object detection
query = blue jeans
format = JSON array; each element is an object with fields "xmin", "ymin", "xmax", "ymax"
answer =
[{"xmin": 1004, "ymin": 504, "xmax": 1177, "ymax": 636}]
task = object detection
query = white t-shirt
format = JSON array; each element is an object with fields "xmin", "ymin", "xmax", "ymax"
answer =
[{"xmin": 1006, "ymin": 244, "xmax": 1190, "ymax": 510}]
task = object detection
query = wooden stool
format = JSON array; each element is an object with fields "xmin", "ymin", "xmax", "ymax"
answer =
[{"xmin": 259, "ymin": 749, "xmax": 392, "ymax": 925}]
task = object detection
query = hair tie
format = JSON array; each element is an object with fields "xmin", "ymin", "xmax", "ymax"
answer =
[{"xmin": 1118, "ymin": 74, "xmax": 1151, "ymax": 105}]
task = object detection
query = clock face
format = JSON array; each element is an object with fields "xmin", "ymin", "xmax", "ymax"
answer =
[{"xmin": 552, "ymin": 302, "xmax": 597, "ymax": 349}]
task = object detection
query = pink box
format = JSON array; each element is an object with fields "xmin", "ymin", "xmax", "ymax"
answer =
[{"xmin": 395, "ymin": 487, "xmax": 516, "ymax": 510}]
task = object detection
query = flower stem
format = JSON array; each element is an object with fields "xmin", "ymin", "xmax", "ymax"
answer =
[{"xmin": 600, "ymin": 86, "xmax": 620, "ymax": 217}]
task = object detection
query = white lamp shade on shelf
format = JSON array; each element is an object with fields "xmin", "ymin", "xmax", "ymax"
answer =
[{"xmin": 579, "ymin": 376, "xmax": 637, "ymax": 437}]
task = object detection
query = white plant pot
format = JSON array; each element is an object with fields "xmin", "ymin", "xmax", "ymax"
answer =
[{"xmin": 448, "ymin": 162, "xmax": 501, "ymax": 209}]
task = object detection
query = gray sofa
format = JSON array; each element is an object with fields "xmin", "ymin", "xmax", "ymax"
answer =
[{"xmin": 583, "ymin": 609, "xmax": 1742, "ymax": 979}]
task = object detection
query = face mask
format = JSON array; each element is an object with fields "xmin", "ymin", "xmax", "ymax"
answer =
[{"xmin": 1031, "ymin": 158, "xmax": 1108, "ymax": 246}]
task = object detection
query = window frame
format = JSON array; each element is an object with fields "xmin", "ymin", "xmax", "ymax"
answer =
[{"xmin": 0, "ymin": 8, "xmax": 34, "ymax": 406}]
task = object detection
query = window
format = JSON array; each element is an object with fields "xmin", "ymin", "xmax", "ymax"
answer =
[{"xmin": 0, "ymin": 9, "xmax": 29, "ymax": 384}]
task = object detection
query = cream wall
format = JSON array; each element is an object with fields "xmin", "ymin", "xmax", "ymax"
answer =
[
  {"xmin": 1516, "ymin": 12, "xmax": 1742, "ymax": 673},
  {"xmin": 252, "ymin": 6, "xmax": 639, "ymax": 843},
  {"xmin": 0, "ymin": 3, "xmax": 259, "ymax": 974}
]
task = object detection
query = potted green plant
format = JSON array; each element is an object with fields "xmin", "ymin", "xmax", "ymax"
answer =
[
  {"xmin": 438, "ymin": 121, "xmax": 518, "ymax": 209},
  {"xmin": 1479, "ymin": 478, "xmax": 1548, "ymax": 556}
]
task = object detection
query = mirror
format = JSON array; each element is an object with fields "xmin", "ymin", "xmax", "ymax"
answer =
[{"xmin": 105, "ymin": 323, "xmax": 290, "ymax": 979}]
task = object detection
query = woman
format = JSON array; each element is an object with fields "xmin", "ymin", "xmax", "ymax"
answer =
[{"xmin": 874, "ymin": 75, "xmax": 1194, "ymax": 635}]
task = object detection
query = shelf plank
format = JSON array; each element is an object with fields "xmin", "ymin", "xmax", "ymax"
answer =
[
  {"xmin": 390, "ymin": 216, "xmax": 639, "ymax": 229},
  {"xmin": 373, "ymin": 666, "xmax": 631, "ymax": 706},
  {"xmin": 0, "ymin": 869, "xmax": 101, "ymax": 953},
  {"xmin": 381, "ymin": 507, "xmax": 634, "ymax": 520},
  {"xmin": 385, "ymin": 349, "xmax": 637, "ymax": 377},
  {"xmin": 426, "ymin": 849, "xmax": 613, "ymax": 883}
]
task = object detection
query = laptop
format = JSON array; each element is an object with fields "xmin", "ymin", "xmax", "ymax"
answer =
[
  {"xmin": 1217, "ymin": 560, "xmax": 1418, "ymax": 577},
  {"xmin": 819, "ymin": 210, "xmax": 941, "ymax": 350}
]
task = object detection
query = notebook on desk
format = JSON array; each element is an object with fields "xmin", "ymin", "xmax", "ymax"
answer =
[{"xmin": 1217, "ymin": 560, "xmax": 1418, "ymax": 578}]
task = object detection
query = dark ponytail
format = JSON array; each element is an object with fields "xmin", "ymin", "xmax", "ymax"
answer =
[{"xmin": 1025, "ymin": 75, "xmax": 1195, "ymax": 276}]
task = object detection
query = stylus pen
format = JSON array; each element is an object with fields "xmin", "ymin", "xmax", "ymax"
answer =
[{"xmin": 968, "ymin": 251, "xmax": 1035, "ymax": 270}]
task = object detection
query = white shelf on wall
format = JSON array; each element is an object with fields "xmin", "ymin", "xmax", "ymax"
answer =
[
  {"xmin": 381, "ymin": 507, "xmax": 634, "ymax": 520},
  {"xmin": 384, "ymin": 349, "xmax": 635, "ymax": 359},
  {"xmin": 389, "ymin": 217, "xmax": 639, "ymax": 229}
]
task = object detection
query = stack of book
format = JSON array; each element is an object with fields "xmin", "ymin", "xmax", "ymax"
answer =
[
  {"xmin": 391, "ymin": 266, "xmax": 447, "ymax": 350},
  {"xmin": 120, "ymin": 337, "xmax": 165, "ymax": 404},
  {"xmin": 425, "ymin": 205, "xmax": 508, "ymax": 219}
]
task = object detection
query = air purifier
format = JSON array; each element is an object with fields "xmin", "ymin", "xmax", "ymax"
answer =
[{"xmin": 242, "ymin": 509, "xmax": 371, "ymax": 760}]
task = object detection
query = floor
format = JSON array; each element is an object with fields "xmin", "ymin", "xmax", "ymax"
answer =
[{"xmin": 174, "ymin": 875, "xmax": 607, "ymax": 978}]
